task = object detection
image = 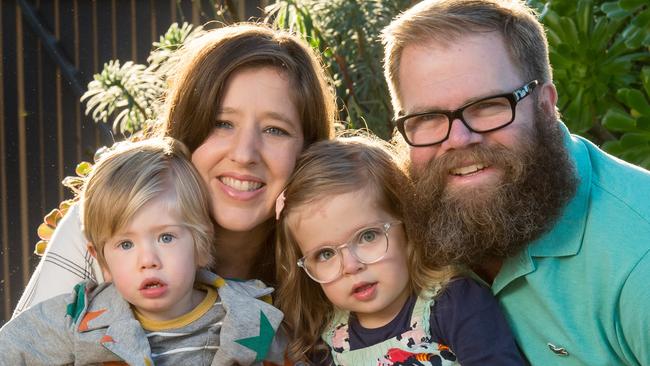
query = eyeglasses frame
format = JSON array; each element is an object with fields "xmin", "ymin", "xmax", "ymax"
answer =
[
  {"xmin": 395, "ymin": 80, "xmax": 539, "ymax": 147},
  {"xmin": 296, "ymin": 221, "xmax": 402, "ymax": 284}
]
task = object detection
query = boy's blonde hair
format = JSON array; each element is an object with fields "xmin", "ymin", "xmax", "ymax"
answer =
[
  {"xmin": 81, "ymin": 137, "xmax": 215, "ymax": 270},
  {"xmin": 275, "ymin": 134, "xmax": 454, "ymax": 362}
]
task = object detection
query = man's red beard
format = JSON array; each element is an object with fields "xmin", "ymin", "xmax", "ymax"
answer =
[{"xmin": 406, "ymin": 108, "xmax": 578, "ymax": 267}]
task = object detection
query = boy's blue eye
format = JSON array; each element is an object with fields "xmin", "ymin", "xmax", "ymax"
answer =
[
  {"xmin": 118, "ymin": 241, "xmax": 134, "ymax": 250},
  {"xmin": 159, "ymin": 233, "xmax": 174, "ymax": 244}
]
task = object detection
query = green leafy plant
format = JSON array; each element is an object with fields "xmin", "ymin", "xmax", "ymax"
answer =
[
  {"xmin": 81, "ymin": 22, "xmax": 205, "ymax": 136},
  {"xmin": 81, "ymin": 60, "xmax": 162, "ymax": 134},
  {"xmin": 530, "ymin": 0, "xmax": 650, "ymax": 164},
  {"xmin": 602, "ymin": 66, "xmax": 650, "ymax": 168}
]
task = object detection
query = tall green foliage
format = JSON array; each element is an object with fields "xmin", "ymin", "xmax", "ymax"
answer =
[{"xmin": 530, "ymin": 0, "xmax": 650, "ymax": 168}]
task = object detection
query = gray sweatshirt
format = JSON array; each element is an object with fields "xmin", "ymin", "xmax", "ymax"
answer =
[{"xmin": 0, "ymin": 269, "xmax": 285, "ymax": 365}]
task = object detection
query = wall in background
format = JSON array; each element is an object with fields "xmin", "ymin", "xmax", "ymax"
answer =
[{"xmin": 0, "ymin": 0, "xmax": 267, "ymax": 325}]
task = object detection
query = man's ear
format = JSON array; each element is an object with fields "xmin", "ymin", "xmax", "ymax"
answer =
[
  {"xmin": 87, "ymin": 243, "xmax": 112, "ymax": 282},
  {"xmin": 537, "ymin": 81, "xmax": 558, "ymax": 116}
]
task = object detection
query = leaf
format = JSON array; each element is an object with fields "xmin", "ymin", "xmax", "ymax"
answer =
[
  {"xmin": 62, "ymin": 176, "xmax": 84, "ymax": 190},
  {"xmin": 75, "ymin": 161, "xmax": 93, "ymax": 176},
  {"xmin": 602, "ymin": 140, "xmax": 625, "ymax": 154},
  {"xmin": 631, "ymin": 8, "xmax": 650, "ymax": 28},
  {"xmin": 563, "ymin": 88, "xmax": 592, "ymax": 132},
  {"xmin": 576, "ymin": 0, "xmax": 593, "ymax": 36},
  {"xmin": 623, "ymin": 26, "xmax": 645, "ymax": 48},
  {"xmin": 59, "ymin": 199, "xmax": 75, "ymax": 214},
  {"xmin": 618, "ymin": 144, "xmax": 650, "ymax": 163},
  {"xmin": 603, "ymin": 137, "xmax": 650, "ymax": 168},
  {"xmin": 602, "ymin": 108, "xmax": 637, "ymax": 132},
  {"xmin": 619, "ymin": 0, "xmax": 646, "ymax": 11},
  {"xmin": 34, "ymin": 240, "xmax": 48, "ymax": 256},
  {"xmin": 618, "ymin": 88, "xmax": 650, "ymax": 116},
  {"xmin": 620, "ymin": 132, "xmax": 650, "ymax": 148},
  {"xmin": 37, "ymin": 223, "xmax": 55, "ymax": 241},
  {"xmin": 44, "ymin": 209, "xmax": 63, "ymax": 227},
  {"xmin": 642, "ymin": 67, "xmax": 650, "ymax": 97},
  {"xmin": 600, "ymin": 2, "xmax": 630, "ymax": 20},
  {"xmin": 637, "ymin": 116, "xmax": 650, "ymax": 131},
  {"xmin": 560, "ymin": 17, "xmax": 580, "ymax": 45}
]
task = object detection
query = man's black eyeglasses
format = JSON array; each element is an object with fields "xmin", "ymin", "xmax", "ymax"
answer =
[{"xmin": 395, "ymin": 80, "xmax": 539, "ymax": 147}]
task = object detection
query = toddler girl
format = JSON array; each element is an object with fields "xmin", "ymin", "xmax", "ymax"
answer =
[{"xmin": 275, "ymin": 136, "xmax": 525, "ymax": 365}]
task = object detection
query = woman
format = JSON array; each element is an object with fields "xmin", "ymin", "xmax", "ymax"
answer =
[{"xmin": 14, "ymin": 22, "xmax": 336, "ymax": 315}]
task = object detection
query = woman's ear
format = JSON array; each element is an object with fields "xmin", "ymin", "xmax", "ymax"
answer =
[{"xmin": 87, "ymin": 243, "xmax": 112, "ymax": 282}]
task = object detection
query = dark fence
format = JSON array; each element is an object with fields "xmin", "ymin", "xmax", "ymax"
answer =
[{"xmin": 1, "ymin": 0, "xmax": 267, "ymax": 325}]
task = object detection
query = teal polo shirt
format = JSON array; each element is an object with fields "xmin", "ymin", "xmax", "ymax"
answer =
[{"xmin": 490, "ymin": 123, "xmax": 650, "ymax": 365}]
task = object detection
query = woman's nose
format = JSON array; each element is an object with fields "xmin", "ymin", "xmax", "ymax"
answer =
[{"xmin": 228, "ymin": 125, "xmax": 261, "ymax": 165}]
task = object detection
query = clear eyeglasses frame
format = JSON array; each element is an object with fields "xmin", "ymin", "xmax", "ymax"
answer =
[
  {"xmin": 395, "ymin": 80, "xmax": 539, "ymax": 147},
  {"xmin": 297, "ymin": 221, "xmax": 402, "ymax": 284}
]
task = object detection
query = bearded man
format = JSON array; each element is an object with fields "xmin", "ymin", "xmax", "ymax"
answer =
[{"xmin": 382, "ymin": 0, "xmax": 650, "ymax": 365}]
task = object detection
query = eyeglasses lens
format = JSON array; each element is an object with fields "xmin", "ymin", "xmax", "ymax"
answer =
[
  {"xmin": 403, "ymin": 96, "xmax": 513, "ymax": 146},
  {"xmin": 303, "ymin": 225, "xmax": 390, "ymax": 283}
]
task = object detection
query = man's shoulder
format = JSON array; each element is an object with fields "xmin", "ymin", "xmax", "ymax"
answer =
[{"xmin": 573, "ymin": 134, "xmax": 650, "ymax": 219}]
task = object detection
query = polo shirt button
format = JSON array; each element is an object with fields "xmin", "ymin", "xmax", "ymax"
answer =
[{"xmin": 547, "ymin": 343, "xmax": 569, "ymax": 356}]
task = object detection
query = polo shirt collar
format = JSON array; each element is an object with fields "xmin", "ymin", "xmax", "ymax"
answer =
[
  {"xmin": 491, "ymin": 122, "xmax": 591, "ymax": 293},
  {"xmin": 527, "ymin": 122, "xmax": 591, "ymax": 257}
]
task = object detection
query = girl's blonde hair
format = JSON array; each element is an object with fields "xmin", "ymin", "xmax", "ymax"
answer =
[
  {"xmin": 81, "ymin": 137, "xmax": 215, "ymax": 270},
  {"xmin": 275, "ymin": 134, "xmax": 453, "ymax": 362}
]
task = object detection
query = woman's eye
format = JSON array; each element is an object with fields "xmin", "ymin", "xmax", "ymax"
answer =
[
  {"xmin": 214, "ymin": 120, "xmax": 233, "ymax": 129},
  {"xmin": 264, "ymin": 126, "xmax": 289, "ymax": 136},
  {"xmin": 315, "ymin": 248, "xmax": 337, "ymax": 262},
  {"xmin": 159, "ymin": 233, "xmax": 174, "ymax": 244},
  {"xmin": 118, "ymin": 241, "xmax": 134, "ymax": 250}
]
